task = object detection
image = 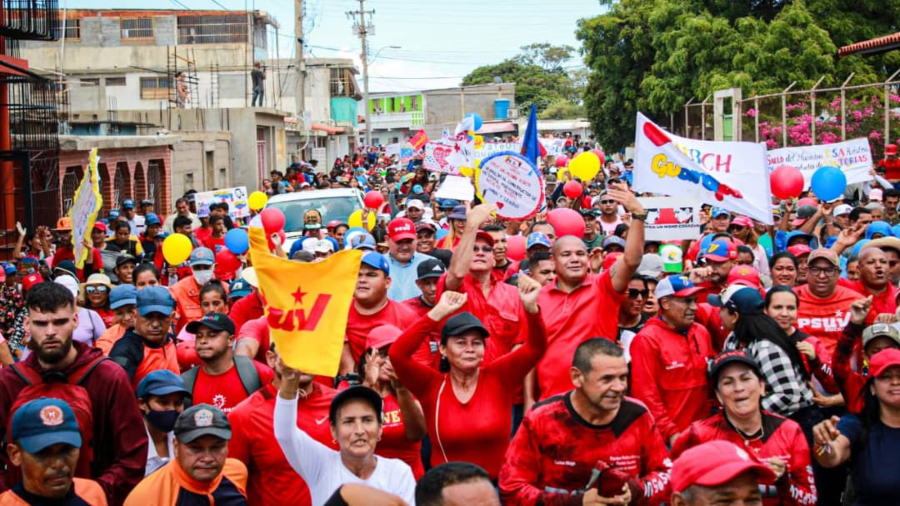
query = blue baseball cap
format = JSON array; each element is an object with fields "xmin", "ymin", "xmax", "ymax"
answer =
[
  {"xmin": 361, "ymin": 251, "xmax": 390, "ymax": 275},
  {"xmin": 137, "ymin": 370, "xmax": 191, "ymax": 399},
  {"xmin": 122, "ymin": 199, "xmax": 135, "ymax": 209},
  {"xmin": 351, "ymin": 233, "xmax": 377, "ymax": 251},
  {"xmin": 708, "ymin": 285, "xmax": 764, "ymax": 315},
  {"xmin": 866, "ymin": 221, "xmax": 893, "ymax": 240},
  {"xmin": 11, "ymin": 398, "xmax": 82, "ymax": 454},
  {"xmin": 702, "ymin": 239, "xmax": 737, "ymax": 262},
  {"xmin": 229, "ymin": 278, "xmax": 251, "ymax": 299},
  {"xmin": 136, "ymin": 286, "xmax": 176, "ymax": 316},
  {"xmin": 710, "ymin": 207, "xmax": 731, "ymax": 218},
  {"xmin": 655, "ymin": 274, "xmax": 704, "ymax": 299},
  {"xmin": 155, "ymin": 230, "xmax": 169, "ymax": 239},
  {"xmin": 412, "ymin": 184, "xmax": 424, "ymax": 194},
  {"xmin": 526, "ymin": 232, "xmax": 552, "ymax": 250},
  {"xmin": 3, "ymin": 263, "xmax": 16, "ymax": 275},
  {"xmin": 190, "ymin": 247, "xmax": 215, "ymax": 267},
  {"xmin": 602, "ymin": 236, "xmax": 627, "ymax": 251},
  {"xmin": 145, "ymin": 213, "xmax": 161, "ymax": 226},
  {"xmin": 438, "ymin": 199, "xmax": 459, "ymax": 210},
  {"xmin": 109, "ymin": 284, "xmax": 138, "ymax": 310},
  {"xmin": 108, "ymin": 209, "xmax": 120, "ymax": 219}
]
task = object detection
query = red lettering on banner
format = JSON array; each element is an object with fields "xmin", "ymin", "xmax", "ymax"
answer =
[{"xmin": 267, "ymin": 294, "xmax": 333, "ymax": 332}]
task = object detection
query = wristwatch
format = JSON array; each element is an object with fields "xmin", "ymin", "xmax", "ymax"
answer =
[{"xmin": 631, "ymin": 212, "xmax": 648, "ymax": 221}]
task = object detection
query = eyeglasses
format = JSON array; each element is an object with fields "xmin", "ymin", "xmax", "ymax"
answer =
[
  {"xmin": 627, "ymin": 288, "xmax": 650, "ymax": 299},
  {"xmin": 808, "ymin": 266, "xmax": 840, "ymax": 277},
  {"xmin": 729, "ymin": 226, "xmax": 747, "ymax": 232},
  {"xmin": 600, "ymin": 200, "xmax": 616, "ymax": 205},
  {"xmin": 85, "ymin": 285, "xmax": 108, "ymax": 294},
  {"xmin": 473, "ymin": 245, "xmax": 494, "ymax": 253}
]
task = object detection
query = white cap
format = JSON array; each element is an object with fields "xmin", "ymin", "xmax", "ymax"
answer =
[
  {"xmin": 834, "ymin": 204, "xmax": 853, "ymax": 217},
  {"xmin": 302, "ymin": 238, "xmax": 318, "ymax": 254},
  {"xmin": 315, "ymin": 240, "xmax": 334, "ymax": 253},
  {"xmin": 406, "ymin": 199, "xmax": 425, "ymax": 210}
]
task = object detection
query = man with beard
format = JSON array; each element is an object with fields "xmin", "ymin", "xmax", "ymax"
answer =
[
  {"xmin": 0, "ymin": 282, "xmax": 147, "ymax": 506},
  {"xmin": 692, "ymin": 239, "xmax": 736, "ymax": 303},
  {"xmin": 181, "ymin": 313, "xmax": 272, "ymax": 413},
  {"xmin": 109, "ymin": 286, "xmax": 181, "ymax": 389},
  {"xmin": 499, "ymin": 338, "xmax": 671, "ymax": 505},
  {"xmin": 228, "ymin": 343, "xmax": 338, "ymax": 506},
  {"xmin": 415, "ymin": 223, "xmax": 451, "ymax": 268}
]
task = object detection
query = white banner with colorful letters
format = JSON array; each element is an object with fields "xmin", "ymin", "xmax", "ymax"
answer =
[
  {"xmin": 194, "ymin": 187, "xmax": 250, "ymax": 219},
  {"xmin": 766, "ymin": 137, "xmax": 873, "ymax": 188},
  {"xmin": 632, "ymin": 113, "xmax": 773, "ymax": 224}
]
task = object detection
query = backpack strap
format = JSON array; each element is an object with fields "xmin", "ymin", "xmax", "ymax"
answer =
[
  {"xmin": 70, "ymin": 357, "xmax": 108, "ymax": 386},
  {"xmin": 234, "ymin": 355, "xmax": 262, "ymax": 396},
  {"xmin": 181, "ymin": 366, "xmax": 200, "ymax": 409},
  {"xmin": 9, "ymin": 363, "xmax": 41, "ymax": 386}
]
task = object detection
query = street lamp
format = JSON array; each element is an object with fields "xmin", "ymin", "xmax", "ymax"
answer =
[{"xmin": 363, "ymin": 45, "xmax": 401, "ymax": 146}]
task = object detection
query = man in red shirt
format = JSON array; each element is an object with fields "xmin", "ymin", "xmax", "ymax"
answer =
[
  {"xmin": 182, "ymin": 313, "xmax": 273, "ymax": 413},
  {"xmin": 228, "ymin": 343, "xmax": 337, "ymax": 506},
  {"xmin": 630, "ymin": 275, "xmax": 715, "ymax": 444},
  {"xmin": 230, "ymin": 267, "xmax": 265, "ymax": 333},
  {"xmin": 499, "ymin": 338, "xmax": 671, "ymax": 506},
  {"xmin": 202, "ymin": 214, "xmax": 227, "ymax": 253},
  {"xmin": 535, "ymin": 182, "xmax": 644, "ymax": 400},
  {"xmin": 340, "ymin": 251, "xmax": 419, "ymax": 374},
  {"xmin": 404, "ymin": 259, "xmax": 445, "ymax": 368},
  {"xmin": 839, "ymin": 246, "xmax": 898, "ymax": 317},
  {"xmin": 795, "ymin": 249, "xmax": 867, "ymax": 361},
  {"xmin": 692, "ymin": 238, "xmax": 737, "ymax": 304}
]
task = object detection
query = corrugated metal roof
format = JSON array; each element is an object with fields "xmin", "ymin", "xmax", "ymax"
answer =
[{"xmin": 839, "ymin": 32, "xmax": 900, "ymax": 58}]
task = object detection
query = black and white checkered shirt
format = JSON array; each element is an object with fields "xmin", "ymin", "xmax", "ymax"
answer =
[{"xmin": 723, "ymin": 335, "xmax": 815, "ymax": 416}]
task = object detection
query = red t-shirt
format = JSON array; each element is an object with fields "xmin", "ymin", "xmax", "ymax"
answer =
[
  {"xmin": 536, "ymin": 272, "xmax": 624, "ymax": 399},
  {"xmin": 228, "ymin": 383, "xmax": 338, "ymax": 506},
  {"xmin": 374, "ymin": 393, "xmax": 424, "ymax": 479},
  {"xmin": 203, "ymin": 234, "xmax": 226, "ymax": 253},
  {"xmin": 194, "ymin": 226, "xmax": 212, "ymax": 245},
  {"xmin": 191, "ymin": 360, "xmax": 275, "ymax": 414},
  {"xmin": 345, "ymin": 300, "xmax": 419, "ymax": 362},
  {"xmin": 236, "ymin": 316, "xmax": 270, "ymax": 363},
  {"xmin": 403, "ymin": 297, "xmax": 441, "ymax": 369},
  {"xmin": 795, "ymin": 284, "xmax": 867, "ymax": 362},
  {"xmin": 839, "ymin": 278, "xmax": 898, "ymax": 321},
  {"xmin": 232, "ymin": 292, "xmax": 265, "ymax": 333}
]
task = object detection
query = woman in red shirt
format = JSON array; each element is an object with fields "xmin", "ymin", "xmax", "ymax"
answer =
[
  {"xmin": 389, "ymin": 277, "xmax": 547, "ymax": 480},
  {"xmin": 357, "ymin": 324, "xmax": 427, "ymax": 478},
  {"xmin": 80, "ymin": 273, "xmax": 115, "ymax": 327}
]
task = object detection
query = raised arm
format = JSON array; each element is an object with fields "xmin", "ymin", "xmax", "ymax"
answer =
[
  {"xmin": 490, "ymin": 274, "xmax": 547, "ymax": 387},
  {"xmin": 274, "ymin": 364, "xmax": 334, "ymax": 484},
  {"xmin": 446, "ymin": 204, "xmax": 496, "ymax": 291}
]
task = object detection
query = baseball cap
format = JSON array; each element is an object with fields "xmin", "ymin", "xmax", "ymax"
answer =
[
  {"xmin": 21, "ymin": 273, "xmax": 43, "ymax": 291},
  {"xmin": 82, "ymin": 273, "xmax": 112, "ymax": 289},
  {"xmin": 659, "ymin": 244, "xmax": 684, "ymax": 273},
  {"xmin": 406, "ymin": 199, "xmax": 425, "ymax": 210},
  {"xmin": 786, "ymin": 244, "xmax": 812, "ymax": 258},
  {"xmin": 174, "ymin": 404, "xmax": 232, "ymax": 443},
  {"xmin": 155, "ymin": 230, "xmax": 169, "ymax": 239},
  {"xmin": 190, "ymin": 247, "xmax": 215, "ymax": 267},
  {"xmin": 229, "ymin": 278, "xmax": 252, "ymax": 299},
  {"xmin": 136, "ymin": 370, "xmax": 191, "ymax": 399},
  {"xmin": 438, "ymin": 199, "xmax": 459, "ymax": 210},
  {"xmin": 3, "ymin": 263, "xmax": 16, "ymax": 275},
  {"xmin": 637, "ymin": 254, "xmax": 665, "ymax": 279},
  {"xmin": 791, "ymin": 205, "xmax": 817, "ymax": 227},
  {"xmin": 412, "ymin": 184, "xmax": 424, "ymax": 194},
  {"xmin": 329, "ymin": 386, "xmax": 383, "ymax": 426},
  {"xmin": 93, "ymin": 221, "xmax": 108, "ymax": 234},
  {"xmin": 441, "ymin": 311, "xmax": 489, "ymax": 343},
  {"xmin": 241, "ymin": 267, "xmax": 258, "ymax": 288},
  {"xmin": 726, "ymin": 265, "xmax": 762, "ymax": 289},
  {"xmin": 116, "ymin": 254, "xmax": 137, "ymax": 268},
  {"xmin": 887, "ymin": 144, "xmax": 898, "ymax": 155},
  {"xmin": 54, "ymin": 275, "xmax": 79, "ymax": 298},
  {"xmin": 708, "ymin": 350, "xmax": 762, "ymax": 383},
  {"xmin": 702, "ymin": 239, "xmax": 737, "ymax": 263},
  {"xmin": 350, "ymin": 233, "xmax": 377, "ymax": 251},
  {"xmin": 862, "ymin": 323, "xmax": 900, "ymax": 350},
  {"xmin": 387, "ymin": 218, "xmax": 417, "ymax": 242},
  {"xmin": 417, "ymin": 258, "xmax": 446, "ymax": 281},
  {"xmin": 868, "ymin": 348, "xmax": 900, "ymax": 378},
  {"xmin": 708, "ymin": 285, "xmax": 764, "ymax": 315},
  {"xmin": 602, "ymin": 236, "xmax": 626, "ymax": 251},
  {"xmin": 834, "ymin": 204, "xmax": 853, "ymax": 217},
  {"xmin": 315, "ymin": 240, "xmax": 335, "ymax": 254},
  {"xmin": 366, "ymin": 324, "xmax": 402, "ymax": 350},
  {"xmin": 670, "ymin": 440, "xmax": 776, "ymax": 493},
  {"xmin": 186, "ymin": 312, "xmax": 235, "ymax": 335},
  {"xmin": 198, "ymin": 208, "xmax": 210, "ymax": 219},
  {"xmin": 141, "ymin": 199, "xmax": 154, "ymax": 206},
  {"xmin": 710, "ymin": 207, "xmax": 731, "ymax": 218},
  {"xmin": 730, "ymin": 216, "xmax": 753, "ymax": 229},
  {"xmin": 807, "ymin": 248, "xmax": 840, "ymax": 268},
  {"xmin": 136, "ymin": 286, "xmax": 176, "ymax": 316},
  {"xmin": 526, "ymin": 232, "xmax": 552, "ymax": 250},
  {"xmin": 655, "ymin": 274, "xmax": 703, "ymax": 299},
  {"xmin": 360, "ymin": 251, "xmax": 390, "ymax": 275},
  {"xmin": 870, "ymin": 189, "xmax": 884, "ymax": 202},
  {"xmin": 123, "ymin": 198, "xmax": 135, "ymax": 209},
  {"xmin": 54, "ymin": 260, "xmax": 78, "ymax": 280},
  {"xmin": 866, "ymin": 221, "xmax": 893, "ymax": 239},
  {"xmin": 145, "ymin": 213, "xmax": 161, "ymax": 226},
  {"xmin": 416, "ymin": 222, "xmax": 437, "ymax": 234},
  {"xmin": 448, "ymin": 205, "xmax": 468, "ymax": 220},
  {"xmin": 10, "ymin": 398, "xmax": 82, "ymax": 454},
  {"xmin": 54, "ymin": 217, "xmax": 73, "ymax": 231},
  {"xmin": 109, "ymin": 284, "xmax": 138, "ymax": 310},
  {"xmin": 108, "ymin": 209, "xmax": 120, "ymax": 219}
]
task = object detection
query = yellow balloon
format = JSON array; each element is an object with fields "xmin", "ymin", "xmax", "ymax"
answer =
[
  {"xmin": 348, "ymin": 209, "xmax": 375, "ymax": 231},
  {"xmin": 248, "ymin": 191, "xmax": 268, "ymax": 211},
  {"xmin": 474, "ymin": 135, "xmax": 484, "ymax": 150},
  {"xmin": 459, "ymin": 166, "xmax": 474, "ymax": 177},
  {"xmin": 569, "ymin": 152, "xmax": 601, "ymax": 181},
  {"xmin": 162, "ymin": 233, "xmax": 193, "ymax": 266}
]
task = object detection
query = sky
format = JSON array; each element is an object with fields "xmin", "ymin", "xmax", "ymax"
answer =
[{"xmin": 65, "ymin": 0, "xmax": 606, "ymax": 92}]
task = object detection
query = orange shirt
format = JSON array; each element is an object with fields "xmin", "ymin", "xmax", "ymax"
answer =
[
  {"xmin": 0, "ymin": 479, "xmax": 107, "ymax": 506},
  {"xmin": 96, "ymin": 324, "xmax": 126, "ymax": 357}
]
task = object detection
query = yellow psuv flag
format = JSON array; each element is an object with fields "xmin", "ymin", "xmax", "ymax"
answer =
[{"xmin": 248, "ymin": 227, "xmax": 361, "ymax": 376}]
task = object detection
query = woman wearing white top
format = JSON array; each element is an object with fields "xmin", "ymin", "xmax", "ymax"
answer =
[{"xmin": 274, "ymin": 368, "xmax": 416, "ymax": 505}]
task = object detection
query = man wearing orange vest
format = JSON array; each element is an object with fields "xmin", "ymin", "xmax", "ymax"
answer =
[
  {"xmin": 109, "ymin": 286, "xmax": 180, "ymax": 389},
  {"xmin": 169, "ymin": 247, "xmax": 219, "ymax": 332}
]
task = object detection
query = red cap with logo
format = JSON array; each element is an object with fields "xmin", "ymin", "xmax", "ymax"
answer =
[
  {"xmin": 787, "ymin": 244, "xmax": 812, "ymax": 258},
  {"xmin": 868, "ymin": 348, "xmax": 900, "ymax": 378},
  {"xmin": 387, "ymin": 218, "xmax": 417, "ymax": 242},
  {"xmin": 21, "ymin": 273, "xmax": 44, "ymax": 291},
  {"xmin": 727, "ymin": 265, "xmax": 761, "ymax": 289},
  {"xmin": 671, "ymin": 440, "xmax": 776, "ymax": 493}
]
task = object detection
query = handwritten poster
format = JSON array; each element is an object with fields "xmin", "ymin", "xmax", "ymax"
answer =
[
  {"xmin": 69, "ymin": 148, "xmax": 104, "ymax": 268},
  {"xmin": 766, "ymin": 138, "xmax": 873, "ymax": 187},
  {"xmin": 475, "ymin": 151, "xmax": 544, "ymax": 220}
]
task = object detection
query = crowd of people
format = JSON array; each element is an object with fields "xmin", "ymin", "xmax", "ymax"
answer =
[{"xmin": 1, "ymin": 139, "xmax": 900, "ymax": 505}]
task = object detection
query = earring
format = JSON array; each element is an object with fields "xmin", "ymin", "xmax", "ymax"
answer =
[{"xmin": 332, "ymin": 439, "xmax": 337, "ymax": 444}]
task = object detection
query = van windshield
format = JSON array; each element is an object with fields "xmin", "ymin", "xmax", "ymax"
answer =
[{"xmin": 267, "ymin": 196, "xmax": 363, "ymax": 233}]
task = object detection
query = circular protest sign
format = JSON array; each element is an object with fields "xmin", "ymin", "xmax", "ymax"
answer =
[{"xmin": 475, "ymin": 151, "xmax": 544, "ymax": 220}]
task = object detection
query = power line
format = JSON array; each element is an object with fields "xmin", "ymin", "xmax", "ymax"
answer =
[{"xmin": 207, "ymin": 0, "xmax": 233, "ymax": 11}]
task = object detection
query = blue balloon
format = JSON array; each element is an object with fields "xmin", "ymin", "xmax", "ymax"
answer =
[
  {"xmin": 436, "ymin": 228, "xmax": 449, "ymax": 241},
  {"xmin": 810, "ymin": 166, "xmax": 847, "ymax": 202},
  {"xmin": 465, "ymin": 113, "xmax": 483, "ymax": 131},
  {"xmin": 224, "ymin": 228, "xmax": 249, "ymax": 255}
]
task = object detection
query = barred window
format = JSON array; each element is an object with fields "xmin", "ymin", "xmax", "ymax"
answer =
[
  {"xmin": 64, "ymin": 19, "xmax": 80, "ymax": 40},
  {"xmin": 121, "ymin": 18, "xmax": 153, "ymax": 40},
  {"xmin": 177, "ymin": 14, "xmax": 247, "ymax": 44},
  {"xmin": 140, "ymin": 77, "xmax": 172, "ymax": 100},
  {"xmin": 106, "ymin": 77, "xmax": 126, "ymax": 87}
]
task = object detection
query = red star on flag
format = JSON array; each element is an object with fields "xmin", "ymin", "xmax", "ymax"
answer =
[{"xmin": 292, "ymin": 285, "xmax": 307, "ymax": 306}]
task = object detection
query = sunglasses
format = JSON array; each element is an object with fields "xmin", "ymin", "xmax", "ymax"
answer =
[
  {"xmin": 627, "ymin": 288, "xmax": 650, "ymax": 299},
  {"xmin": 729, "ymin": 225, "xmax": 747, "ymax": 232},
  {"xmin": 600, "ymin": 200, "xmax": 616, "ymax": 205},
  {"xmin": 85, "ymin": 285, "xmax": 109, "ymax": 294},
  {"xmin": 473, "ymin": 245, "xmax": 494, "ymax": 253}
]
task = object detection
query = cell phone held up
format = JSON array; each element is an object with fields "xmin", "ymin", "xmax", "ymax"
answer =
[{"xmin": 588, "ymin": 460, "xmax": 631, "ymax": 498}]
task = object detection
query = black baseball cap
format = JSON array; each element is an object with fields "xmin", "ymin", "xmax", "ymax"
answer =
[
  {"xmin": 708, "ymin": 350, "xmax": 761, "ymax": 383},
  {"xmin": 416, "ymin": 258, "xmax": 446, "ymax": 281},
  {"xmin": 329, "ymin": 386, "xmax": 383, "ymax": 426},
  {"xmin": 174, "ymin": 404, "xmax": 231, "ymax": 443},
  {"xmin": 440, "ymin": 311, "xmax": 489, "ymax": 344},
  {"xmin": 185, "ymin": 312, "xmax": 236, "ymax": 335}
]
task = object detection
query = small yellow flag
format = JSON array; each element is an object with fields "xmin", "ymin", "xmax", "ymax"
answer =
[{"xmin": 248, "ymin": 227, "xmax": 361, "ymax": 376}]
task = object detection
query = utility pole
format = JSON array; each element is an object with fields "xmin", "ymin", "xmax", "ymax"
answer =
[
  {"xmin": 347, "ymin": 0, "xmax": 374, "ymax": 146},
  {"xmin": 294, "ymin": 0, "xmax": 305, "ymax": 119}
]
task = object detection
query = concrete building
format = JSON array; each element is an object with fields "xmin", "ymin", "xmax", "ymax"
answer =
[{"xmin": 361, "ymin": 83, "xmax": 517, "ymax": 145}]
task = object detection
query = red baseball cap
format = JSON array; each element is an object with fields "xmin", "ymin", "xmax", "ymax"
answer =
[
  {"xmin": 93, "ymin": 222, "xmax": 108, "ymax": 233},
  {"xmin": 366, "ymin": 324, "xmax": 402, "ymax": 350},
  {"xmin": 671, "ymin": 440, "xmax": 776, "ymax": 493},
  {"xmin": 727, "ymin": 265, "xmax": 761, "ymax": 289},
  {"xmin": 868, "ymin": 348, "xmax": 900, "ymax": 378},
  {"xmin": 731, "ymin": 216, "xmax": 753, "ymax": 229},
  {"xmin": 786, "ymin": 244, "xmax": 812, "ymax": 258},
  {"xmin": 387, "ymin": 218, "xmax": 417, "ymax": 242},
  {"xmin": 21, "ymin": 273, "xmax": 44, "ymax": 291}
]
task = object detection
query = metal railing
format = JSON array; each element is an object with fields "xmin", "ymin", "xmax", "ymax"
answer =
[{"xmin": 0, "ymin": 0, "xmax": 59, "ymax": 41}]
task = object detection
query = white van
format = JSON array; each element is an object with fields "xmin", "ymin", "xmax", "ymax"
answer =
[{"xmin": 265, "ymin": 188, "xmax": 365, "ymax": 250}]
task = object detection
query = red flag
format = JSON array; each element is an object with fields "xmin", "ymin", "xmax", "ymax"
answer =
[{"xmin": 410, "ymin": 129, "xmax": 429, "ymax": 150}]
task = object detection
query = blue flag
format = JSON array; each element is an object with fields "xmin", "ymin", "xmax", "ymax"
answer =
[{"xmin": 520, "ymin": 103, "xmax": 545, "ymax": 165}]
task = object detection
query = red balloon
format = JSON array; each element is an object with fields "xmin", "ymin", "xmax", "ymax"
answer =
[
  {"xmin": 507, "ymin": 235, "xmax": 526, "ymax": 262},
  {"xmin": 563, "ymin": 181, "xmax": 583, "ymax": 200},
  {"xmin": 267, "ymin": 230, "xmax": 286, "ymax": 251},
  {"xmin": 582, "ymin": 196, "xmax": 593, "ymax": 209},
  {"xmin": 215, "ymin": 249, "xmax": 242, "ymax": 278},
  {"xmin": 176, "ymin": 341, "xmax": 202, "ymax": 372},
  {"xmin": 547, "ymin": 208, "xmax": 586, "ymax": 239},
  {"xmin": 555, "ymin": 155, "xmax": 569, "ymax": 168},
  {"xmin": 770, "ymin": 165, "xmax": 805, "ymax": 201},
  {"xmin": 260, "ymin": 208, "xmax": 286, "ymax": 235},
  {"xmin": 364, "ymin": 191, "xmax": 385, "ymax": 209},
  {"xmin": 591, "ymin": 149, "xmax": 606, "ymax": 162}
]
